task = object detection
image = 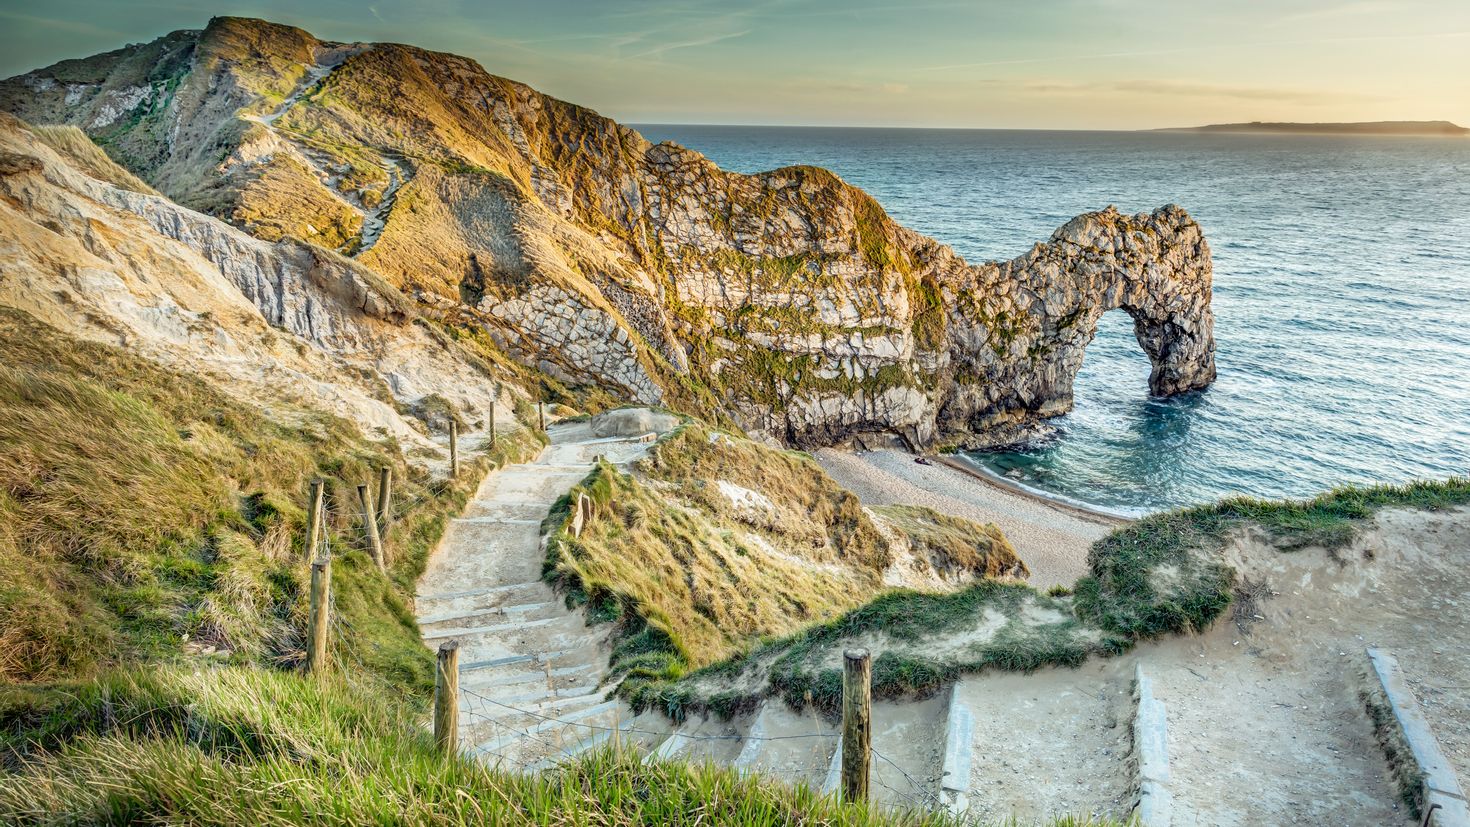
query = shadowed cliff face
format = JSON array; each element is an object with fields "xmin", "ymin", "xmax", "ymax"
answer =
[{"xmin": 0, "ymin": 16, "xmax": 1215, "ymax": 448}]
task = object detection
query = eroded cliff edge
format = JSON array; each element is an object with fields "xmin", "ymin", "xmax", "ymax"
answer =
[{"xmin": 0, "ymin": 16, "xmax": 1215, "ymax": 448}]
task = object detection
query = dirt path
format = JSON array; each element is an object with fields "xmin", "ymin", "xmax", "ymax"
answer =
[
  {"xmin": 1138, "ymin": 506, "xmax": 1470, "ymax": 825},
  {"xmin": 244, "ymin": 49, "xmax": 412, "ymax": 256},
  {"xmin": 1143, "ymin": 613, "xmax": 1409, "ymax": 826},
  {"xmin": 258, "ymin": 60, "xmax": 340, "ymax": 126},
  {"xmin": 416, "ymin": 421, "xmax": 663, "ymax": 768},
  {"xmin": 935, "ymin": 508, "xmax": 1470, "ymax": 825},
  {"xmin": 356, "ymin": 155, "xmax": 403, "ymax": 254},
  {"xmin": 954, "ymin": 662, "xmax": 1134, "ymax": 824},
  {"xmin": 816, "ymin": 448, "xmax": 1115, "ymax": 588}
]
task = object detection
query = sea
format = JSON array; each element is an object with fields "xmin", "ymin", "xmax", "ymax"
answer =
[{"xmin": 635, "ymin": 125, "xmax": 1470, "ymax": 515}]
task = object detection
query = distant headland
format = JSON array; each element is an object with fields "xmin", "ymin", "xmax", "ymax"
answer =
[{"xmin": 1157, "ymin": 120, "xmax": 1469, "ymax": 136}]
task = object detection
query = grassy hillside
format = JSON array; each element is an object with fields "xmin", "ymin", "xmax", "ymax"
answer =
[
  {"xmin": 0, "ymin": 307, "xmax": 542, "ymax": 689},
  {"xmin": 643, "ymin": 477, "xmax": 1470, "ymax": 717},
  {"xmin": 28, "ymin": 124, "xmax": 159, "ymax": 195},
  {"xmin": 540, "ymin": 421, "xmax": 1022, "ymax": 716},
  {"xmin": 0, "ymin": 317, "xmax": 1104, "ymax": 824},
  {"xmin": 0, "ymin": 665, "xmax": 1131, "ymax": 826}
]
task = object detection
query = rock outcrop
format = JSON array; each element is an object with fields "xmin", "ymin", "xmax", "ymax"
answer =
[{"xmin": 1, "ymin": 17, "xmax": 1216, "ymax": 448}]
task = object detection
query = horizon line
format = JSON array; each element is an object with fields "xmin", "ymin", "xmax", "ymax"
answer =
[{"xmin": 628, "ymin": 120, "xmax": 1468, "ymax": 134}]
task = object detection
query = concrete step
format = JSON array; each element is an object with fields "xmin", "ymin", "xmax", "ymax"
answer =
[
  {"xmin": 419, "ymin": 601, "xmax": 561, "ymax": 628},
  {"xmin": 462, "ymin": 688, "xmax": 613, "ymax": 741},
  {"xmin": 451, "ymin": 516, "xmax": 544, "ymax": 526},
  {"xmin": 424, "ymin": 614, "xmax": 564, "ymax": 641},
  {"xmin": 462, "ymin": 661, "xmax": 598, "ymax": 692},
  {"xmin": 728, "ymin": 700, "xmax": 838, "ymax": 787},
  {"xmin": 424, "ymin": 611, "xmax": 589, "ymax": 642},
  {"xmin": 821, "ymin": 735, "xmax": 843, "ymax": 796},
  {"xmin": 458, "ymin": 640, "xmax": 607, "ymax": 675},
  {"xmin": 417, "ymin": 581, "xmax": 545, "ymax": 606},
  {"xmin": 487, "ymin": 683, "xmax": 602, "ymax": 709},
  {"xmin": 644, "ymin": 729, "xmax": 691, "ymax": 764},
  {"xmin": 529, "ymin": 719, "xmax": 639, "ymax": 771},
  {"xmin": 471, "ymin": 699, "xmax": 621, "ymax": 758},
  {"xmin": 939, "ymin": 681, "xmax": 975, "ymax": 816},
  {"xmin": 1132, "ymin": 664, "xmax": 1171, "ymax": 827},
  {"xmin": 455, "ymin": 501, "xmax": 556, "ymax": 522},
  {"xmin": 1365, "ymin": 649, "xmax": 1468, "ymax": 827},
  {"xmin": 451, "ymin": 627, "xmax": 610, "ymax": 667}
]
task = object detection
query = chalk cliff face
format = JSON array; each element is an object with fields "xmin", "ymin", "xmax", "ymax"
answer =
[
  {"xmin": 1, "ymin": 17, "xmax": 1215, "ymax": 447},
  {"xmin": 0, "ymin": 113, "xmax": 517, "ymax": 450}
]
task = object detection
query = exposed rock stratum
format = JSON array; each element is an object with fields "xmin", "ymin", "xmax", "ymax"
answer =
[{"xmin": 1, "ymin": 16, "xmax": 1215, "ymax": 447}]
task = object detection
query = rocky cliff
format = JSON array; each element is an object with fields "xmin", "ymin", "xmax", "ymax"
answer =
[
  {"xmin": 0, "ymin": 112, "xmax": 520, "ymax": 449},
  {"xmin": 1, "ymin": 17, "xmax": 1215, "ymax": 448}
]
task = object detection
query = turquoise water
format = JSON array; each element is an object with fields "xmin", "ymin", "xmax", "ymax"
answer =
[{"xmin": 636, "ymin": 125, "xmax": 1470, "ymax": 513}]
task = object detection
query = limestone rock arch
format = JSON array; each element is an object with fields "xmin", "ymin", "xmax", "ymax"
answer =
[{"xmin": 939, "ymin": 205, "xmax": 1216, "ymax": 441}]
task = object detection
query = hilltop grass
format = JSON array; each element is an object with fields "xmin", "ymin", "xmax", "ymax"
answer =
[
  {"xmin": 638, "ymin": 579, "xmax": 1097, "ymax": 720},
  {"xmin": 542, "ymin": 458, "xmax": 882, "ymax": 679},
  {"xmin": 0, "ymin": 664, "xmax": 1127, "ymax": 827},
  {"xmin": 872, "ymin": 504, "xmax": 1025, "ymax": 580},
  {"xmin": 632, "ymin": 477, "xmax": 1470, "ymax": 719}
]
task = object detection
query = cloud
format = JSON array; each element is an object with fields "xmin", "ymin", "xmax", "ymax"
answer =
[
  {"xmin": 795, "ymin": 79, "xmax": 915, "ymax": 96},
  {"xmin": 627, "ymin": 28, "xmax": 751, "ymax": 59},
  {"xmin": 916, "ymin": 28, "xmax": 1470, "ymax": 73},
  {"xmin": 1023, "ymin": 79, "xmax": 1384, "ymax": 104}
]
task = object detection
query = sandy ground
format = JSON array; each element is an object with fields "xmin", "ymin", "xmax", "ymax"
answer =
[
  {"xmin": 816, "ymin": 448, "xmax": 1118, "ymax": 588},
  {"xmin": 956, "ymin": 661, "xmax": 1134, "ymax": 824},
  {"xmin": 941, "ymin": 506, "xmax": 1470, "ymax": 825}
]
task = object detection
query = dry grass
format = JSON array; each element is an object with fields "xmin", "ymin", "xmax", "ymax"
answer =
[
  {"xmin": 641, "ymin": 424, "xmax": 889, "ymax": 570},
  {"xmin": 541, "ymin": 421, "xmax": 1027, "ymax": 717},
  {"xmin": 549, "ymin": 460, "xmax": 881, "ymax": 671},
  {"xmin": 232, "ymin": 153, "xmax": 363, "ymax": 250},
  {"xmin": 873, "ymin": 504, "xmax": 1026, "ymax": 580},
  {"xmin": 0, "ymin": 307, "xmax": 538, "ymax": 688},
  {"xmin": 28, "ymin": 124, "xmax": 158, "ymax": 195}
]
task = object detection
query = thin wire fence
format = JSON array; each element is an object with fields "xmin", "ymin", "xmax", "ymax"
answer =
[
  {"xmin": 451, "ymin": 684, "xmax": 942, "ymax": 812},
  {"xmin": 301, "ymin": 436, "xmax": 941, "ymax": 810}
]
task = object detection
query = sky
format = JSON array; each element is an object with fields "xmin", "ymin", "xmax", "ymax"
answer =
[{"xmin": 1, "ymin": 0, "xmax": 1468, "ymax": 130}]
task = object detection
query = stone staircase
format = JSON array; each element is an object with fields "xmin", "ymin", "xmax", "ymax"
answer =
[
  {"xmin": 416, "ymin": 420, "xmax": 667, "ymax": 770},
  {"xmin": 417, "ymin": 422, "xmax": 1466, "ymax": 826}
]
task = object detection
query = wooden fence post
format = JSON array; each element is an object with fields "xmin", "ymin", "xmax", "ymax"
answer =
[
  {"xmin": 488, "ymin": 399, "xmax": 496, "ymax": 446},
  {"xmin": 434, "ymin": 640, "xmax": 460, "ymax": 754},
  {"xmin": 448, "ymin": 420, "xmax": 459, "ymax": 478},
  {"xmin": 307, "ymin": 559, "xmax": 330, "ymax": 674},
  {"xmin": 538, "ymin": 401, "xmax": 546, "ymax": 431},
  {"xmin": 357, "ymin": 484, "xmax": 386, "ymax": 571},
  {"xmin": 376, "ymin": 466, "xmax": 393, "ymax": 535},
  {"xmin": 841, "ymin": 648, "xmax": 872, "ymax": 803},
  {"xmin": 305, "ymin": 479, "xmax": 324, "ymax": 564}
]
